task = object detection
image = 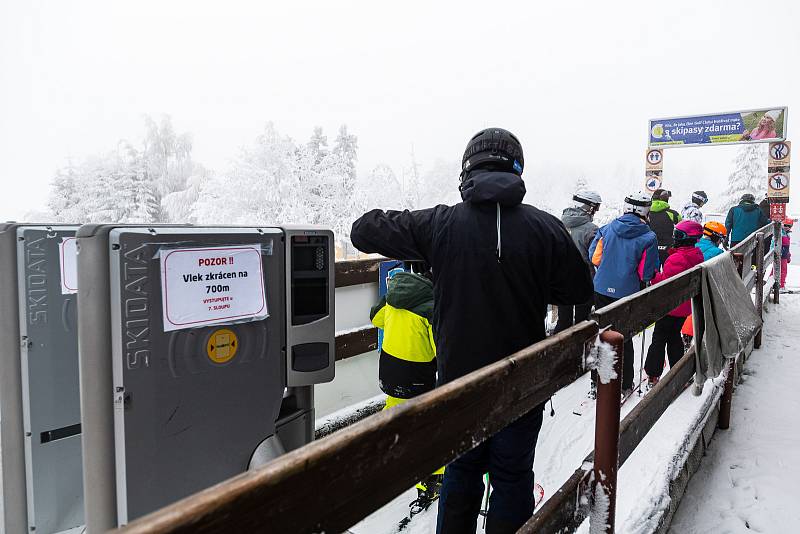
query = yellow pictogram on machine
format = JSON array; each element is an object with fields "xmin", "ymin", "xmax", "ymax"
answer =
[{"xmin": 207, "ymin": 328, "xmax": 238, "ymax": 364}]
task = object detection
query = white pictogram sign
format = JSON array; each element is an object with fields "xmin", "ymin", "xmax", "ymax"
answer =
[
  {"xmin": 770, "ymin": 142, "xmax": 790, "ymax": 162},
  {"xmin": 647, "ymin": 149, "xmax": 663, "ymax": 166},
  {"xmin": 160, "ymin": 245, "xmax": 267, "ymax": 332},
  {"xmin": 770, "ymin": 173, "xmax": 788, "ymax": 190},
  {"xmin": 645, "ymin": 175, "xmax": 662, "ymax": 192}
]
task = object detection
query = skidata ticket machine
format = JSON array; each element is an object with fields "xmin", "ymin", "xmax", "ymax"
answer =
[
  {"xmin": 0, "ymin": 223, "xmax": 84, "ymax": 534},
  {"xmin": 77, "ymin": 225, "xmax": 334, "ymax": 531}
]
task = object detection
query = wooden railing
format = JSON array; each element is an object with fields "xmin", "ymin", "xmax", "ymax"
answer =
[
  {"xmin": 333, "ymin": 257, "xmax": 382, "ymax": 361},
  {"xmin": 117, "ymin": 223, "xmax": 782, "ymax": 534}
]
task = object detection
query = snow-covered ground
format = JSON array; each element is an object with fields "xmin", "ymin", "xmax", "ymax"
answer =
[
  {"xmin": 669, "ymin": 266, "xmax": 800, "ymax": 533},
  {"xmin": 349, "ymin": 266, "xmax": 799, "ymax": 534}
]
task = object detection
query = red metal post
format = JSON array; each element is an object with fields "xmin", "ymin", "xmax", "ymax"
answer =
[{"xmin": 592, "ymin": 330, "xmax": 623, "ymax": 534}]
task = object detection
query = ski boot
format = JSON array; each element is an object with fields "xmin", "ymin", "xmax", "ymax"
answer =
[
  {"xmin": 646, "ymin": 376, "xmax": 659, "ymax": 391},
  {"xmin": 409, "ymin": 474, "xmax": 443, "ymax": 515},
  {"xmin": 588, "ymin": 380, "xmax": 597, "ymax": 400}
]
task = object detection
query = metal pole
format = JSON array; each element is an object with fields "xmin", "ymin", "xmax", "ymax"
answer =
[
  {"xmin": 773, "ymin": 221, "xmax": 782, "ymax": 304},
  {"xmin": 754, "ymin": 233, "xmax": 765, "ymax": 349},
  {"xmin": 592, "ymin": 330, "xmax": 623, "ymax": 534},
  {"xmin": 718, "ymin": 358, "xmax": 735, "ymax": 430}
]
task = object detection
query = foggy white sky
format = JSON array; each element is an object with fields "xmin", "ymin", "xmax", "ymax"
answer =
[{"xmin": 1, "ymin": 0, "xmax": 798, "ymax": 220}]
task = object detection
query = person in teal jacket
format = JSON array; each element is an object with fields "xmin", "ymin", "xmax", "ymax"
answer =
[
  {"xmin": 696, "ymin": 221, "xmax": 727, "ymax": 260},
  {"xmin": 725, "ymin": 193, "xmax": 770, "ymax": 246}
]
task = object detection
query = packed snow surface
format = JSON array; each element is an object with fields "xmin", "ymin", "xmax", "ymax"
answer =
[
  {"xmin": 669, "ymin": 267, "xmax": 800, "ymax": 534},
  {"xmin": 349, "ymin": 266, "xmax": 800, "ymax": 534}
]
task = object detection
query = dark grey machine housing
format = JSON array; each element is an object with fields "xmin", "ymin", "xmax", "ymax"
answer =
[
  {"xmin": 0, "ymin": 224, "xmax": 84, "ymax": 534},
  {"xmin": 77, "ymin": 225, "xmax": 334, "ymax": 531}
]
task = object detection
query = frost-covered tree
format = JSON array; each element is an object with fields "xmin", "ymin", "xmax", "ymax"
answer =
[
  {"xmin": 48, "ymin": 161, "xmax": 83, "ymax": 222},
  {"xmin": 141, "ymin": 115, "xmax": 197, "ymax": 222},
  {"xmin": 717, "ymin": 144, "xmax": 767, "ymax": 213},
  {"xmin": 418, "ymin": 158, "xmax": 460, "ymax": 208},
  {"xmin": 355, "ymin": 163, "xmax": 404, "ymax": 212},
  {"xmin": 193, "ymin": 122, "xmax": 298, "ymax": 225},
  {"xmin": 46, "ymin": 116, "xmax": 197, "ymax": 224},
  {"xmin": 307, "ymin": 127, "xmax": 329, "ymax": 164}
]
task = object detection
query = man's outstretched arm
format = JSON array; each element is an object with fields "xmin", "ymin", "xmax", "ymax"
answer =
[{"xmin": 351, "ymin": 207, "xmax": 438, "ymax": 262}]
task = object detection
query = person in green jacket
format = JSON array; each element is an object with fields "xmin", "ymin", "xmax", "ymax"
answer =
[
  {"xmin": 370, "ymin": 261, "xmax": 443, "ymax": 513},
  {"xmin": 648, "ymin": 189, "xmax": 681, "ymax": 266}
]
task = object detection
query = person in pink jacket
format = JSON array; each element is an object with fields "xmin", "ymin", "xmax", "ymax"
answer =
[
  {"xmin": 781, "ymin": 219, "xmax": 793, "ymax": 289},
  {"xmin": 644, "ymin": 220, "xmax": 705, "ymax": 389}
]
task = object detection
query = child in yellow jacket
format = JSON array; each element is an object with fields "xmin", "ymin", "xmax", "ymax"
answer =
[{"xmin": 370, "ymin": 262, "xmax": 442, "ymax": 513}]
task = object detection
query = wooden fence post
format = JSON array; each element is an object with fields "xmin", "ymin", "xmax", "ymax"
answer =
[
  {"xmin": 754, "ymin": 232, "xmax": 765, "ymax": 349},
  {"xmin": 592, "ymin": 330, "xmax": 623, "ymax": 534},
  {"xmin": 773, "ymin": 222, "xmax": 782, "ymax": 304},
  {"xmin": 718, "ymin": 359, "xmax": 735, "ymax": 430}
]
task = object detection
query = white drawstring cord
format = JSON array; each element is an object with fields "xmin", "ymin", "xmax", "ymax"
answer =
[{"xmin": 496, "ymin": 202, "xmax": 502, "ymax": 261}]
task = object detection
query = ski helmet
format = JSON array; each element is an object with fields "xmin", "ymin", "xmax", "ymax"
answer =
[
  {"xmin": 692, "ymin": 190, "xmax": 709, "ymax": 207},
  {"xmin": 461, "ymin": 128, "xmax": 524, "ymax": 177},
  {"xmin": 407, "ymin": 260, "xmax": 431, "ymax": 277},
  {"xmin": 784, "ymin": 218, "xmax": 794, "ymax": 229},
  {"xmin": 703, "ymin": 221, "xmax": 727, "ymax": 240},
  {"xmin": 674, "ymin": 220, "xmax": 703, "ymax": 244},
  {"xmin": 573, "ymin": 190, "xmax": 602, "ymax": 212},
  {"xmin": 652, "ymin": 188, "xmax": 671, "ymax": 201},
  {"xmin": 623, "ymin": 191, "xmax": 653, "ymax": 218},
  {"xmin": 741, "ymin": 193, "xmax": 756, "ymax": 203}
]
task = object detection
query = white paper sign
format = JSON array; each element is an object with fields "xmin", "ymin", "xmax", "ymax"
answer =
[
  {"xmin": 59, "ymin": 237, "xmax": 78, "ymax": 294},
  {"xmin": 160, "ymin": 245, "xmax": 267, "ymax": 332}
]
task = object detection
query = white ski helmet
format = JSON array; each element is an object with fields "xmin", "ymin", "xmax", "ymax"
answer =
[
  {"xmin": 623, "ymin": 191, "xmax": 652, "ymax": 218},
  {"xmin": 691, "ymin": 190, "xmax": 708, "ymax": 207},
  {"xmin": 573, "ymin": 190, "xmax": 602, "ymax": 212}
]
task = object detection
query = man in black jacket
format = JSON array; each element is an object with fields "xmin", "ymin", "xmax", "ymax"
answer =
[{"xmin": 351, "ymin": 128, "xmax": 594, "ymax": 534}]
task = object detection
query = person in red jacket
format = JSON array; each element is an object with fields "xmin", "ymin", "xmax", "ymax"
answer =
[{"xmin": 644, "ymin": 220, "xmax": 705, "ymax": 389}]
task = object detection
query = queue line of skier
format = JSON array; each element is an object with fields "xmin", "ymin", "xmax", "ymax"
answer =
[{"xmin": 348, "ymin": 127, "xmax": 793, "ymax": 534}]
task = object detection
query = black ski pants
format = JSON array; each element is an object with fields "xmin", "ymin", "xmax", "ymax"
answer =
[
  {"xmin": 436, "ymin": 404, "xmax": 545, "ymax": 534},
  {"xmin": 553, "ymin": 302, "xmax": 593, "ymax": 334},
  {"xmin": 644, "ymin": 315, "xmax": 685, "ymax": 378},
  {"xmin": 594, "ymin": 293, "xmax": 634, "ymax": 390}
]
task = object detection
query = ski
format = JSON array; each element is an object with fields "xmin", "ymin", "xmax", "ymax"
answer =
[
  {"xmin": 572, "ymin": 396, "xmax": 595, "ymax": 416},
  {"xmin": 478, "ymin": 480, "xmax": 545, "ymax": 526},
  {"xmin": 622, "ymin": 377, "xmax": 648, "ymax": 405},
  {"xmin": 534, "ymin": 482, "xmax": 545, "ymax": 508},
  {"xmin": 572, "ymin": 382, "xmax": 597, "ymax": 416},
  {"xmin": 396, "ymin": 495, "xmax": 439, "ymax": 532}
]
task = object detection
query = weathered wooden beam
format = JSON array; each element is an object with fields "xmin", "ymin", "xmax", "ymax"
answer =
[
  {"xmin": 591, "ymin": 267, "xmax": 702, "ymax": 341},
  {"xmin": 116, "ymin": 321, "xmax": 599, "ymax": 534},
  {"xmin": 618, "ymin": 347, "xmax": 695, "ymax": 465},
  {"xmin": 334, "ymin": 257, "xmax": 385, "ymax": 287},
  {"xmin": 335, "ymin": 326, "xmax": 378, "ymax": 361}
]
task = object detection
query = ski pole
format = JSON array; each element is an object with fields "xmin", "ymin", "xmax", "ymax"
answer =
[
  {"xmin": 481, "ymin": 473, "xmax": 490, "ymax": 529},
  {"xmin": 638, "ymin": 328, "xmax": 646, "ymax": 396}
]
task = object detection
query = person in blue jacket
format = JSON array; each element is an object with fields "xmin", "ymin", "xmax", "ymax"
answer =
[
  {"xmin": 696, "ymin": 221, "xmax": 727, "ymax": 260},
  {"xmin": 725, "ymin": 193, "xmax": 770, "ymax": 247},
  {"xmin": 588, "ymin": 191, "xmax": 660, "ymax": 395}
]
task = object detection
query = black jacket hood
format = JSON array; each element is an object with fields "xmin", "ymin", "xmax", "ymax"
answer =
[{"xmin": 460, "ymin": 170, "xmax": 526, "ymax": 206}]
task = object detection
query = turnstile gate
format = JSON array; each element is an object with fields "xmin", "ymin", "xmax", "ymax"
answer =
[
  {"xmin": 77, "ymin": 225, "xmax": 335, "ymax": 530},
  {"xmin": 0, "ymin": 224, "xmax": 84, "ymax": 534}
]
